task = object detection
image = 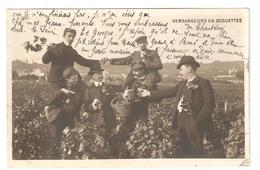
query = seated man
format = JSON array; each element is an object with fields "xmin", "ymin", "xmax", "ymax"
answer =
[
  {"xmin": 117, "ymin": 61, "xmax": 158, "ymax": 158},
  {"xmin": 45, "ymin": 66, "xmax": 87, "ymax": 159},
  {"xmin": 122, "ymin": 61, "xmax": 158, "ymax": 100}
]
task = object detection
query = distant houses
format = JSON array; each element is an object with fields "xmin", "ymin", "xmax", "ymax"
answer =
[
  {"xmin": 14, "ymin": 68, "xmax": 46, "ymax": 80},
  {"xmin": 228, "ymin": 68, "xmax": 238, "ymax": 75},
  {"xmin": 31, "ymin": 68, "xmax": 45, "ymax": 77},
  {"xmin": 12, "ymin": 59, "xmax": 49, "ymax": 81},
  {"xmin": 16, "ymin": 69, "xmax": 29, "ymax": 77},
  {"xmin": 213, "ymin": 68, "xmax": 243, "ymax": 84}
]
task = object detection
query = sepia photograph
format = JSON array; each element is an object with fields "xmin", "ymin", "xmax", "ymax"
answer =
[{"xmin": 6, "ymin": 8, "xmax": 249, "ymax": 167}]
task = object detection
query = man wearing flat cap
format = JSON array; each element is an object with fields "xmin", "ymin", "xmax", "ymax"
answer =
[
  {"xmin": 138, "ymin": 55, "xmax": 216, "ymax": 157},
  {"xmin": 117, "ymin": 61, "xmax": 157, "ymax": 158},
  {"xmin": 42, "ymin": 28, "xmax": 99, "ymax": 95},
  {"xmin": 102, "ymin": 35, "xmax": 163, "ymax": 84}
]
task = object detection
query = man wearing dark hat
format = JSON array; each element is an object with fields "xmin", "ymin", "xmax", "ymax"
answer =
[
  {"xmin": 42, "ymin": 28, "xmax": 99, "ymax": 94},
  {"xmin": 83, "ymin": 63, "xmax": 122, "ymax": 158},
  {"xmin": 102, "ymin": 35, "xmax": 162, "ymax": 84},
  {"xmin": 45, "ymin": 66, "xmax": 87, "ymax": 159},
  {"xmin": 138, "ymin": 55, "xmax": 216, "ymax": 157}
]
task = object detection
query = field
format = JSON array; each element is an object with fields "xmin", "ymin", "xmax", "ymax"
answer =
[{"xmin": 11, "ymin": 79, "xmax": 245, "ymax": 159}]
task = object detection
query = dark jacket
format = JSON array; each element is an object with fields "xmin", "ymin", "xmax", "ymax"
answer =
[
  {"xmin": 84, "ymin": 83, "xmax": 123, "ymax": 129},
  {"xmin": 149, "ymin": 76, "xmax": 215, "ymax": 130},
  {"xmin": 110, "ymin": 49, "xmax": 162, "ymax": 82},
  {"xmin": 49, "ymin": 79, "xmax": 87, "ymax": 120},
  {"xmin": 42, "ymin": 42, "xmax": 99, "ymax": 82},
  {"xmin": 122, "ymin": 76, "xmax": 152, "ymax": 120},
  {"xmin": 123, "ymin": 75, "xmax": 157, "ymax": 102}
]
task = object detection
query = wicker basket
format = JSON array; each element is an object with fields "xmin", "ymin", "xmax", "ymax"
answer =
[{"xmin": 111, "ymin": 95, "xmax": 132, "ymax": 119}]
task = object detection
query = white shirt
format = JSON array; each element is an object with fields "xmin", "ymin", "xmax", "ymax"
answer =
[
  {"xmin": 177, "ymin": 96, "xmax": 184, "ymax": 113},
  {"xmin": 177, "ymin": 76, "xmax": 197, "ymax": 114},
  {"xmin": 137, "ymin": 75, "xmax": 145, "ymax": 80},
  {"xmin": 140, "ymin": 50, "xmax": 147, "ymax": 59},
  {"xmin": 93, "ymin": 81, "xmax": 103, "ymax": 87},
  {"xmin": 63, "ymin": 41, "xmax": 71, "ymax": 46}
]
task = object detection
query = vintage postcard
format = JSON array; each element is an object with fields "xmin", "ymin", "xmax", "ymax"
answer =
[{"xmin": 6, "ymin": 8, "xmax": 249, "ymax": 167}]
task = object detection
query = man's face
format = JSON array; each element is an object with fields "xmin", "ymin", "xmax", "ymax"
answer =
[
  {"xmin": 137, "ymin": 41, "xmax": 148, "ymax": 51},
  {"xmin": 92, "ymin": 72, "xmax": 103, "ymax": 82},
  {"xmin": 65, "ymin": 74, "xmax": 79, "ymax": 87},
  {"xmin": 63, "ymin": 32, "xmax": 76, "ymax": 45},
  {"xmin": 133, "ymin": 68, "xmax": 145, "ymax": 78},
  {"xmin": 179, "ymin": 65, "xmax": 191, "ymax": 80}
]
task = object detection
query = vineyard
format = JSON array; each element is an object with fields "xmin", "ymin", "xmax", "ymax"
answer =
[{"xmin": 12, "ymin": 80, "xmax": 245, "ymax": 159}]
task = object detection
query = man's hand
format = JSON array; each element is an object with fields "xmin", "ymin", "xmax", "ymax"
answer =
[
  {"xmin": 100, "ymin": 57, "xmax": 111, "ymax": 64},
  {"xmin": 92, "ymin": 99, "xmax": 102, "ymax": 110},
  {"xmin": 44, "ymin": 106, "xmax": 50, "ymax": 117},
  {"xmin": 123, "ymin": 87, "xmax": 133, "ymax": 100},
  {"xmin": 61, "ymin": 88, "xmax": 75, "ymax": 95},
  {"xmin": 137, "ymin": 88, "xmax": 151, "ymax": 97}
]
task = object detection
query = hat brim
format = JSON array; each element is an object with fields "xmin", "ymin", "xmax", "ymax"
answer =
[
  {"xmin": 135, "ymin": 40, "xmax": 148, "ymax": 43},
  {"xmin": 177, "ymin": 61, "xmax": 200, "ymax": 69},
  {"xmin": 88, "ymin": 69, "xmax": 104, "ymax": 74},
  {"xmin": 132, "ymin": 67, "xmax": 144, "ymax": 70}
]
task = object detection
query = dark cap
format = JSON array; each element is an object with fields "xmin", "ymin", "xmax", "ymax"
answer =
[
  {"xmin": 130, "ymin": 61, "xmax": 146, "ymax": 70},
  {"xmin": 135, "ymin": 35, "xmax": 147, "ymax": 43},
  {"xmin": 63, "ymin": 66, "xmax": 79, "ymax": 79},
  {"xmin": 177, "ymin": 55, "xmax": 200, "ymax": 69},
  {"xmin": 63, "ymin": 28, "xmax": 77, "ymax": 36}
]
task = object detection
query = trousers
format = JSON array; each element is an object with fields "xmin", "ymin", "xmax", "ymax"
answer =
[
  {"xmin": 49, "ymin": 112, "xmax": 74, "ymax": 159},
  {"xmin": 176, "ymin": 112, "xmax": 203, "ymax": 158},
  {"xmin": 117, "ymin": 101, "xmax": 148, "ymax": 158}
]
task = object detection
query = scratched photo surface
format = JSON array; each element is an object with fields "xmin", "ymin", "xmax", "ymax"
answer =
[{"xmin": 6, "ymin": 9, "xmax": 249, "ymax": 167}]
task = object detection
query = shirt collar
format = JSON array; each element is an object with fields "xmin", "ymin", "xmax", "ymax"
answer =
[
  {"xmin": 63, "ymin": 41, "xmax": 71, "ymax": 46},
  {"xmin": 93, "ymin": 81, "xmax": 103, "ymax": 87},
  {"xmin": 186, "ymin": 76, "xmax": 198, "ymax": 87},
  {"xmin": 187, "ymin": 75, "xmax": 197, "ymax": 83},
  {"xmin": 137, "ymin": 75, "xmax": 146, "ymax": 80},
  {"xmin": 140, "ymin": 50, "xmax": 147, "ymax": 56}
]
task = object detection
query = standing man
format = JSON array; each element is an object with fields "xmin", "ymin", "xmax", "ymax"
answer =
[
  {"xmin": 42, "ymin": 28, "xmax": 99, "ymax": 93},
  {"xmin": 138, "ymin": 56, "xmax": 216, "ymax": 157},
  {"xmin": 102, "ymin": 35, "xmax": 163, "ymax": 83},
  {"xmin": 83, "ymin": 64, "xmax": 121, "ymax": 158}
]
